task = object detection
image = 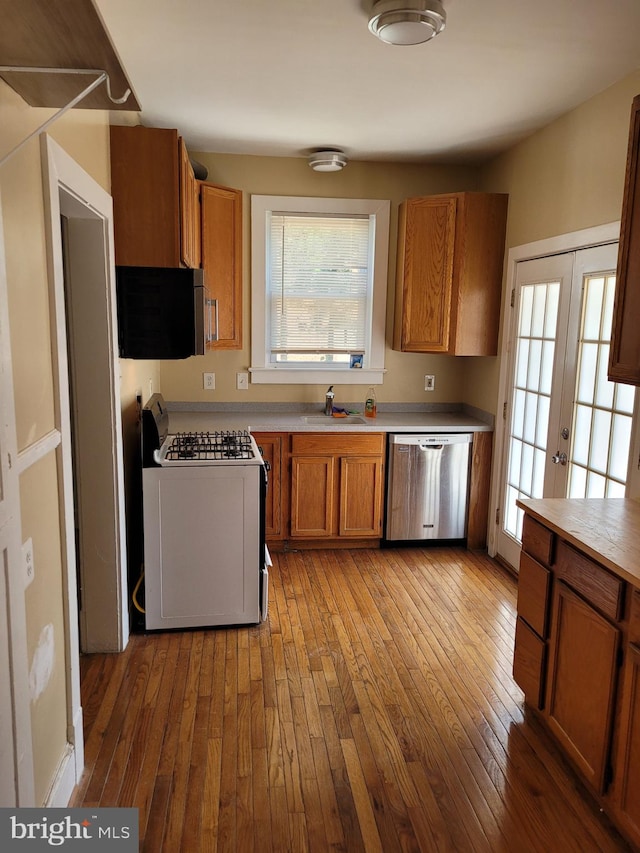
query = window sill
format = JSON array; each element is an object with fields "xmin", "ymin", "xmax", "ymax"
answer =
[{"xmin": 249, "ymin": 367, "xmax": 386, "ymax": 385}]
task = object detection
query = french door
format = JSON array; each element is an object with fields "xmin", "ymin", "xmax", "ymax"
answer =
[{"xmin": 496, "ymin": 243, "xmax": 637, "ymax": 569}]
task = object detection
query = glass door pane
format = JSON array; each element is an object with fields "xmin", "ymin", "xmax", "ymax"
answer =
[
  {"xmin": 504, "ymin": 280, "xmax": 560, "ymax": 542},
  {"xmin": 567, "ymin": 259, "xmax": 635, "ymax": 499}
]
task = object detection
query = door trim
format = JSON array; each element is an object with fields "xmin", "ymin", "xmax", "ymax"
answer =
[
  {"xmin": 489, "ymin": 222, "xmax": 620, "ymax": 562},
  {"xmin": 40, "ymin": 134, "xmax": 128, "ymax": 802}
]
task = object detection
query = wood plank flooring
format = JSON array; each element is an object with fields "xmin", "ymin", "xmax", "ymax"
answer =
[{"xmin": 70, "ymin": 547, "xmax": 632, "ymax": 852}]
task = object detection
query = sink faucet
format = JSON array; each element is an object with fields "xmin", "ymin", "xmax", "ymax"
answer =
[{"xmin": 325, "ymin": 385, "xmax": 334, "ymax": 416}]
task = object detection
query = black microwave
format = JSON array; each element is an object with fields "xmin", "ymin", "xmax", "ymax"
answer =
[{"xmin": 115, "ymin": 266, "xmax": 217, "ymax": 359}]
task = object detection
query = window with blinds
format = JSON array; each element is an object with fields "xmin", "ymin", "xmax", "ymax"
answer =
[
  {"xmin": 251, "ymin": 195, "xmax": 390, "ymax": 384},
  {"xmin": 267, "ymin": 212, "xmax": 373, "ymax": 364}
]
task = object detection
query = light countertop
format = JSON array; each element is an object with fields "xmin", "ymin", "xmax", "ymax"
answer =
[
  {"xmin": 518, "ymin": 498, "xmax": 640, "ymax": 587},
  {"xmin": 166, "ymin": 406, "xmax": 494, "ymax": 435}
]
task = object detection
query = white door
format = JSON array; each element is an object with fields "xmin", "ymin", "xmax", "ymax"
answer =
[
  {"xmin": 497, "ymin": 243, "xmax": 637, "ymax": 569},
  {"xmin": 0, "ymin": 199, "xmax": 34, "ymax": 805}
]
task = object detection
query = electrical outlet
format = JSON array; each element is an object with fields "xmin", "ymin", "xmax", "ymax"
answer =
[
  {"xmin": 203, "ymin": 372, "xmax": 215, "ymax": 390},
  {"xmin": 22, "ymin": 538, "xmax": 34, "ymax": 588},
  {"xmin": 236, "ymin": 372, "xmax": 249, "ymax": 390},
  {"xmin": 425, "ymin": 374, "xmax": 435, "ymax": 391}
]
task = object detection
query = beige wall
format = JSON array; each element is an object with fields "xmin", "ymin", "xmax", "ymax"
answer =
[
  {"xmin": 159, "ymin": 154, "xmax": 480, "ymax": 408},
  {"xmin": 464, "ymin": 70, "xmax": 640, "ymax": 414},
  {"xmin": 0, "ymin": 79, "xmax": 152, "ymax": 804}
]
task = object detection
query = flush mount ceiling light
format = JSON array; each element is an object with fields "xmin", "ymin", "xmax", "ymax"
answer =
[
  {"xmin": 308, "ymin": 149, "xmax": 348, "ymax": 172},
  {"xmin": 368, "ymin": 0, "xmax": 446, "ymax": 45}
]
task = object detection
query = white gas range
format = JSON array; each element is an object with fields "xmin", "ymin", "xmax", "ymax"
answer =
[{"xmin": 141, "ymin": 395, "xmax": 269, "ymax": 631}]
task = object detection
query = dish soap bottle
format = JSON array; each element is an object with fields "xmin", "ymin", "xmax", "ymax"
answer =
[{"xmin": 364, "ymin": 386, "xmax": 377, "ymax": 418}]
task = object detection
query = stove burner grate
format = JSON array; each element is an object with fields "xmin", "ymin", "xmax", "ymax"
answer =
[{"xmin": 164, "ymin": 429, "xmax": 255, "ymax": 461}]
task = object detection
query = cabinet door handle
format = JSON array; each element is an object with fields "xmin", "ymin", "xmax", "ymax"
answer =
[{"xmin": 207, "ymin": 298, "xmax": 219, "ymax": 343}]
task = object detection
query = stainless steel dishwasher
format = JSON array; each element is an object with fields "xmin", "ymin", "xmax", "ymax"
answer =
[{"xmin": 385, "ymin": 433, "xmax": 472, "ymax": 541}]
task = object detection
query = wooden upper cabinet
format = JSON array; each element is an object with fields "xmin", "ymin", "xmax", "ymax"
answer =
[
  {"xmin": 179, "ymin": 138, "xmax": 201, "ymax": 269},
  {"xmin": 393, "ymin": 192, "xmax": 508, "ymax": 355},
  {"xmin": 200, "ymin": 182, "xmax": 243, "ymax": 350},
  {"xmin": 609, "ymin": 94, "xmax": 640, "ymax": 385},
  {"xmin": 110, "ymin": 125, "xmax": 200, "ymax": 269}
]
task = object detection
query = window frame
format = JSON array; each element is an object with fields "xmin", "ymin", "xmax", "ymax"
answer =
[{"xmin": 250, "ymin": 194, "xmax": 390, "ymax": 385}]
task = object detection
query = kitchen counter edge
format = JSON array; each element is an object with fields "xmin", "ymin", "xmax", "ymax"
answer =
[
  {"xmin": 517, "ymin": 497, "xmax": 640, "ymax": 587},
  {"xmin": 167, "ymin": 409, "xmax": 494, "ymax": 435}
]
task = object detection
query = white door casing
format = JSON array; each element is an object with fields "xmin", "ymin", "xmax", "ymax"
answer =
[{"xmin": 38, "ymin": 134, "xmax": 128, "ymax": 803}]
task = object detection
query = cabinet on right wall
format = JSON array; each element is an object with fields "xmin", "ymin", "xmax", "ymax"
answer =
[
  {"xmin": 393, "ymin": 192, "xmax": 508, "ymax": 356},
  {"xmin": 609, "ymin": 93, "xmax": 640, "ymax": 385}
]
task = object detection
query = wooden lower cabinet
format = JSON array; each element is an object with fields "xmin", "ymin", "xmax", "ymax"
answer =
[
  {"xmin": 291, "ymin": 455, "xmax": 335, "ymax": 537},
  {"xmin": 514, "ymin": 504, "xmax": 640, "ymax": 849},
  {"xmin": 513, "ymin": 616, "xmax": 546, "ymax": 709},
  {"xmin": 339, "ymin": 456, "xmax": 384, "ymax": 536},
  {"xmin": 287, "ymin": 432, "xmax": 385, "ymax": 543},
  {"xmin": 545, "ymin": 581, "xmax": 621, "ymax": 793},
  {"xmin": 614, "ymin": 643, "xmax": 640, "ymax": 846},
  {"xmin": 252, "ymin": 433, "xmax": 285, "ymax": 540}
]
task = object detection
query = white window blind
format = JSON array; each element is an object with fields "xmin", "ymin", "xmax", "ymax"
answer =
[{"xmin": 267, "ymin": 212, "xmax": 373, "ymax": 363}]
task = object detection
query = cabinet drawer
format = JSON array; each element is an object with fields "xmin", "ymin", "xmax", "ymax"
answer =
[
  {"xmin": 517, "ymin": 552, "xmax": 551, "ymax": 638},
  {"xmin": 630, "ymin": 589, "xmax": 640, "ymax": 645},
  {"xmin": 522, "ymin": 515, "xmax": 554, "ymax": 567},
  {"xmin": 291, "ymin": 433, "xmax": 384, "ymax": 456},
  {"xmin": 555, "ymin": 540, "xmax": 624, "ymax": 622},
  {"xmin": 513, "ymin": 616, "xmax": 546, "ymax": 709}
]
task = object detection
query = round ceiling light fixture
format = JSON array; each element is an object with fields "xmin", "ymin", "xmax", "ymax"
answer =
[
  {"xmin": 368, "ymin": 0, "xmax": 446, "ymax": 45},
  {"xmin": 308, "ymin": 149, "xmax": 348, "ymax": 172}
]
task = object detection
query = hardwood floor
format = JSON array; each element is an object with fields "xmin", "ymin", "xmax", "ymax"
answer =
[{"xmin": 71, "ymin": 547, "xmax": 632, "ymax": 852}]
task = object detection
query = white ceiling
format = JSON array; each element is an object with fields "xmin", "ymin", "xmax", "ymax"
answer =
[{"xmin": 95, "ymin": 0, "xmax": 640, "ymax": 164}]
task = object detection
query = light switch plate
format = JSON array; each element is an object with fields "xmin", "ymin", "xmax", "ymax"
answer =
[
  {"xmin": 425, "ymin": 374, "xmax": 435, "ymax": 391},
  {"xmin": 236, "ymin": 372, "xmax": 249, "ymax": 390}
]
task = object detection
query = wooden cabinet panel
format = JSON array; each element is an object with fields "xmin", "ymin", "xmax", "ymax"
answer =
[
  {"xmin": 110, "ymin": 125, "xmax": 182, "ymax": 268},
  {"xmin": 513, "ymin": 616, "xmax": 546, "ymax": 709},
  {"xmin": 291, "ymin": 433, "xmax": 384, "ymax": 456},
  {"xmin": 179, "ymin": 138, "xmax": 201, "ymax": 269},
  {"xmin": 609, "ymin": 94, "xmax": 640, "ymax": 385},
  {"xmin": 291, "ymin": 455, "xmax": 334, "ymax": 537},
  {"xmin": 522, "ymin": 514, "xmax": 554, "ymax": 567},
  {"xmin": 614, "ymin": 643, "xmax": 640, "ymax": 846},
  {"xmin": 393, "ymin": 192, "xmax": 508, "ymax": 356},
  {"xmin": 339, "ymin": 456, "xmax": 383, "ymax": 537},
  {"xmin": 630, "ymin": 590, "xmax": 640, "ymax": 645},
  {"xmin": 200, "ymin": 182, "xmax": 243, "ymax": 350},
  {"xmin": 555, "ymin": 540, "xmax": 624, "ymax": 623},
  {"xmin": 517, "ymin": 552, "xmax": 551, "ymax": 638},
  {"xmin": 394, "ymin": 195, "xmax": 456, "ymax": 352},
  {"xmin": 546, "ymin": 581, "xmax": 621, "ymax": 793},
  {"xmin": 252, "ymin": 433, "xmax": 285, "ymax": 539},
  {"xmin": 467, "ymin": 430, "xmax": 492, "ymax": 550}
]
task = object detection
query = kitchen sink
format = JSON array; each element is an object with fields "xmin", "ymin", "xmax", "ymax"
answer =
[{"xmin": 302, "ymin": 416, "xmax": 367, "ymax": 425}]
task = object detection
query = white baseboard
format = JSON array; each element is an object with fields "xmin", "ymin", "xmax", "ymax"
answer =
[{"xmin": 45, "ymin": 706, "xmax": 84, "ymax": 807}]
